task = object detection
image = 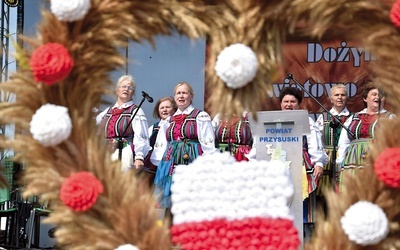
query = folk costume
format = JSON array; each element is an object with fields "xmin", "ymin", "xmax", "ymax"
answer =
[
  {"xmin": 316, "ymin": 107, "xmax": 352, "ymax": 194},
  {"xmin": 336, "ymin": 108, "xmax": 395, "ymax": 192},
  {"xmin": 302, "ymin": 117, "xmax": 329, "ymax": 224},
  {"xmin": 212, "ymin": 112, "xmax": 253, "ymax": 161},
  {"xmin": 96, "ymin": 101, "xmax": 151, "ymax": 172},
  {"xmin": 142, "ymin": 121, "xmax": 161, "ymax": 174},
  {"xmin": 141, "ymin": 119, "xmax": 168, "ymax": 186}
]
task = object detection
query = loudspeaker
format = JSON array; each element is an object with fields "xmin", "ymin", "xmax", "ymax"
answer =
[
  {"xmin": 37, "ymin": 216, "xmax": 56, "ymax": 248},
  {"xmin": 26, "ymin": 209, "xmax": 57, "ymax": 249}
]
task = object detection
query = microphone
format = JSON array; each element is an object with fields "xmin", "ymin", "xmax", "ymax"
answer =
[
  {"xmin": 284, "ymin": 73, "xmax": 293, "ymax": 84},
  {"xmin": 378, "ymin": 90, "xmax": 384, "ymax": 106},
  {"xmin": 142, "ymin": 91, "xmax": 154, "ymax": 103}
]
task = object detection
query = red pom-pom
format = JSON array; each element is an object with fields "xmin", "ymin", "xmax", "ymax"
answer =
[
  {"xmin": 374, "ymin": 147, "xmax": 400, "ymax": 188},
  {"xmin": 390, "ymin": 0, "xmax": 400, "ymax": 27},
  {"xmin": 29, "ymin": 43, "xmax": 74, "ymax": 85},
  {"xmin": 60, "ymin": 171, "xmax": 104, "ymax": 211}
]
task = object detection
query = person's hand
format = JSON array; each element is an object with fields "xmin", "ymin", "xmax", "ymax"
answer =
[
  {"xmin": 133, "ymin": 159, "xmax": 144, "ymax": 169},
  {"xmin": 313, "ymin": 165, "xmax": 324, "ymax": 180}
]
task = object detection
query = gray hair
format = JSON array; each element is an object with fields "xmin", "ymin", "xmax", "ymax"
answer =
[
  {"xmin": 329, "ymin": 84, "xmax": 347, "ymax": 98},
  {"xmin": 116, "ymin": 75, "xmax": 136, "ymax": 93}
]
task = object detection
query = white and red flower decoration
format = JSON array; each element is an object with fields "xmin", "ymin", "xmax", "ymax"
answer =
[
  {"xmin": 114, "ymin": 245, "xmax": 139, "ymax": 250},
  {"xmin": 30, "ymin": 103, "xmax": 72, "ymax": 147},
  {"xmin": 29, "ymin": 43, "xmax": 74, "ymax": 85},
  {"xmin": 390, "ymin": 0, "xmax": 400, "ymax": 27},
  {"xmin": 215, "ymin": 43, "xmax": 258, "ymax": 89},
  {"xmin": 374, "ymin": 147, "xmax": 400, "ymax": 188},
  {"xmin": 170, "ymin": 153, "xmax": 299, "ymax": 249},
  {"xmin": 60, "ymin": 171, "xmax": 104, "ymax": 212},
  {"xmin": 50, "ymin": 0, "xmax": 91, "ymax": 22},
  {"xmin": 341, "ymin": 201, "xmax": 389, "ymax": 246}
]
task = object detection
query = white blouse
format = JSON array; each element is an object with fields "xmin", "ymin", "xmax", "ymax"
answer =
[{"xmin": 307, "ymin": 117, "xmax": 329, "ymax": 169}]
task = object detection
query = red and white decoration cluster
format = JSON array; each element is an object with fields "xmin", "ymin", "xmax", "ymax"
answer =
[
  {"xmin": 338, "ymin": 146, "xmax": 400, "ymax": 246},
  {"xmin": 170, "ymin": 153, "xmax": 300, "ymax": 249}
]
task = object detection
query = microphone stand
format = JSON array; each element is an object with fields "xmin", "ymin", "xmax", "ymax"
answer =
[
  {"xmin": 378, "ymin": 92, "xmax": 383, "ymax": 118},
  {"xmin": 286, "ymin": 73, "xmax": 355, "ymax": 190}
]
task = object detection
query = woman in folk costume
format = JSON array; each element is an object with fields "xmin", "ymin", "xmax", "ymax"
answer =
[
  {"xmin": 148, "ymin": 97, "xmax": 177, "ymax": 151},
  {"xmin": 212, "ymin": 112, "xmax": 253, "ymax": 161},
  {"xmin": 142, "ymin": 96, "xmax": 177, "ymax": 186},
  {"xmin": 315, "ymin": 84, "xmax": 353, "ymax": 195},
  {"xmin": 96, "ymin": 75, "xmax": 151, "ymax": 172},
  {"xmin": 152, "ymin": 82, "xmax": 218, "ymax": 208},
  {"xmin": 336, "ymin": 82, "xmax": 395, "ymax": 192},
  {"xmin": 279, "ymin": 87, "xmax": 328, "ymax": 240}
]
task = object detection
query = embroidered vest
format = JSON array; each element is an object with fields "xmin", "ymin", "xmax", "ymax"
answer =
[
  {"xmin": 166, "ymin": 109, "xmax": 201, "ymax": 141},
  {"xmin": 347, "ymin": 112, "xmax": 391, "ymax": 140},
  {"xmin": 215, "ymin": 114, "xmax": 253, "ymax": 146},
  {"xmin": 99, "ymin": 104, "xmax": 138, "ymax": 140},
  {"xmin": 321, "ymin": 112, "xmax": 352, "ymax": 147}
]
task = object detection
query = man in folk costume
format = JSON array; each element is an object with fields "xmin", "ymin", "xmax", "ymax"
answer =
[{"xmin": 279, "ymin": 87, "xmax": 328, "ymax": 240}]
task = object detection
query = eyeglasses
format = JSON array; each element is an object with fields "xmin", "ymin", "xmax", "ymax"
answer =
[{"xmin": 118, "ymin": 85, "xmax": 134, "ymax": 91}]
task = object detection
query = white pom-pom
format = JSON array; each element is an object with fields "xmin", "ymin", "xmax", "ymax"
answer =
[
  {"xmin": 114, "ymin": 244, "xmax": 139, "ymax": 250},
  {"xmin": 30, "ymin": 104, "xmax": 72, "ymax": 147},
  {"xmin": 215, "ymin": 43, "xmax": 258, "ymax": 89},
  {"xmin": 50, "ymin": 0, "xmax": 91, "ymax": 22},
  {"xmin": 341, "ymin": 201, "xmax": 389, "ymax": 245}
]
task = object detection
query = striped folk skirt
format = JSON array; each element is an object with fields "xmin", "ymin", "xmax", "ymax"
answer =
[{"xmin": 339, "ymin": 139, "xmax": 370, "ymax": 193}]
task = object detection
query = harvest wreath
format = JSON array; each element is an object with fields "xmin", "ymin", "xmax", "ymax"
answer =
[{"xmin": 1, "ymin": 0, "xmax": 400, "ymax": 249}]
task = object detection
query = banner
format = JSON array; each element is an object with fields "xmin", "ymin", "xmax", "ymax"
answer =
[{"xmin": 266, "ymin": 40, "xmax": 374, "ymax": 120}]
